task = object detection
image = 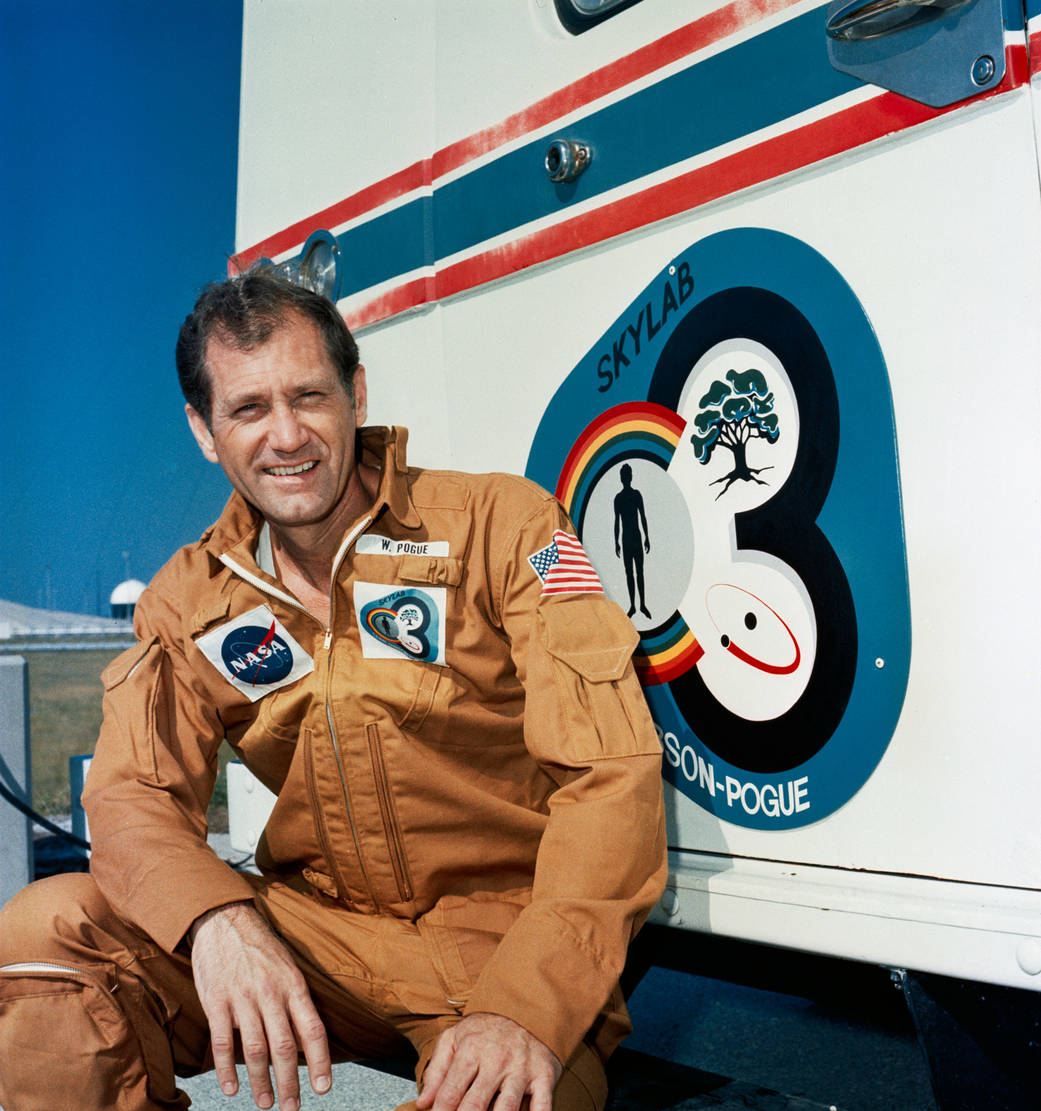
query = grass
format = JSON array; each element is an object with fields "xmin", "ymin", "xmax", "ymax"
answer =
[
  {"xmin": 22, "ymin": 649, "xmax": 114, "ymax": 815},
  {"xmin": 5, "ymin": 648, "xmax": 230, "ymax": 831}
]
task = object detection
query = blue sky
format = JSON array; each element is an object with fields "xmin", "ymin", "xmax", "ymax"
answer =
[{"xmin": 1, "ymin": 2, "xmax": 243, "ymax": 613}]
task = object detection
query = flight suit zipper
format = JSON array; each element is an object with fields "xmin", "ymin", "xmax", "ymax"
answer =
[
  {"xmin": 321, "ymin": 516, "xmax": 379, "ymax": 906},
  {"xmin": 218, "ymin": 556, "xmax": 314, "ymax": 623},
  {"xmin": 366, "ymin": 722, "xmax": 414, "ymax": 902},
  {"xmin": 301, "ymin": 728, "xmax": 357, "ymax": 902},
  {"xmin": 0, "ymin": 962, "xmax": 120, "ymax": 1001},
  {"xmin": 0, "ymin": 961, "xmax": 88, "ymax": 976},
  {"xmin": 321, "ymin": 699, "xmax": 377, "ymax": 906},
  {"xmin": 221, "ymin": 514, "xmax": 380, "ymax": 908}
]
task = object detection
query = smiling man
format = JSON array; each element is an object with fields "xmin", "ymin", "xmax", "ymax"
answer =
[{"xmin": 0, "ymin": 272, "xmax": 666, "ymax": 1111}]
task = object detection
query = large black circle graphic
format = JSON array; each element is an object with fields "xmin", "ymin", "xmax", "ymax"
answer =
[{"xmin": 648, "ymin": 287, "xmax": 857, "ymax": 773}]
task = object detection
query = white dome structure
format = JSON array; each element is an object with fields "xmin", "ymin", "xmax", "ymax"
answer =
[
  {"xmin": 109, "ymin": 579, "xmax": 146, "ymax": 620},
  {"xmin": 109, "ymin": 580, "xmax": 146, "ymax": 606}
]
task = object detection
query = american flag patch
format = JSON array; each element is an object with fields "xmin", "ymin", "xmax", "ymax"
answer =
[{"xmin": 527, "ymin": 531, "xmax": 604, "ymax": 595}]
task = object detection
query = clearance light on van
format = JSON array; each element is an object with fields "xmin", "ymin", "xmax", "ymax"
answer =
[
  {"xmin": 555, "ymin": 0, "xmax": 645, "ymax": 34},
  {"xmin": 546, "ymin": 139, "xmax": 592, "ymax": 183},
  {"xmin": 261, "ymin": 229, "xmax": 342, "ymax": 302}
]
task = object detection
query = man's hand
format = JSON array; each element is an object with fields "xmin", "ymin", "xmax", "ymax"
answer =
[
  {"xmin": 189, "ymin": 902, "xmax": 332, "ymax": 1110},
  {"xmin": 415, "ymin": 1013, "xmax": 562, "ymax": 1111}
]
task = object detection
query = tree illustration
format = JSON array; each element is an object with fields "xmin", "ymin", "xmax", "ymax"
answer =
[{"xmin": 690, "ymin": 368, "xmax": 780, "ymax": 499}]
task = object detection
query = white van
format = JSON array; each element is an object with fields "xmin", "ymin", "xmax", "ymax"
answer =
[{"xmin": 231, "ymin": 0, "xmax": 1041, "ymax": 1103}]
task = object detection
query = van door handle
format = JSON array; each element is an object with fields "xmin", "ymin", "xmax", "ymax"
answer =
[
  {"xmin": 825, "ymin": 0, "xmax": 964, "ymax": 41},
  {"xmin": 825, "ymin": 0, "xmax": 1002, "ymax": 105}
]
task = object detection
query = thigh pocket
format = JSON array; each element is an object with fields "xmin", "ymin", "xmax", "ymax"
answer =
[
  {"xmin": 0, "ymin": 961, "xmax": 125, "ymax": 1045},
  {"xmin": 0, "ymin": 961, "xmax": 185, "ymax": 1109}
]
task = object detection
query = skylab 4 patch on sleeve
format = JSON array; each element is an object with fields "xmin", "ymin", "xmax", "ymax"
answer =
[
  {"xmin": 354, "ymin": 581, "xmax": 447, "ymax": 664},
  {"xmin": 195, "ymin": 605, "xmax": 315, "ymax": 702}
]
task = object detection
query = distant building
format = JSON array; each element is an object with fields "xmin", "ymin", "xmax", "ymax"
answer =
[
  {"xmin": 0, "ymin": 598, "xmax": 133, "ymax": 652},
  {"xmin": 109, "ymin": 579, "xmax": 146, "ymax": 621}
]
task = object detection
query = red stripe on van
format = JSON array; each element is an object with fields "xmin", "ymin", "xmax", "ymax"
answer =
[
  {"xmin": 345, "ymin": 276, "xmax": 434, "ymax": 331},
  {"xmin": 432, "ymin": 0, "xmax": 798, "ymax": 179},
  {"xmin": 1029, "ymin": 27, "xmax": 1041, "ymax": 75},
  {"xmin": 233, "ymin": 0, "xmax": 801, "ymax": 271},
  {"xmin": 345, "ymin": 53, "xmax": 1025, "ymax": 330},
  {"xmin": 232, "ymin": 160, "xmax": 432, "ymax": 273}
]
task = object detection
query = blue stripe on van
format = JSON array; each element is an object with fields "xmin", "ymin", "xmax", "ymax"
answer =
[
  {"xmin": 433, "ymin": 8, "xmax": 858, "ymax": 259},
  {"xmin": 322, "ymin": 4, "xmax": 858, "ymax": 300}
]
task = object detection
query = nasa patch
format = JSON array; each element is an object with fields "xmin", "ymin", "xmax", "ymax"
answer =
[
  {"xmin": 354, "ymin": 581, "xmax": 446, "ymax": 664},
  {"xmin": 195, "ymin": 605, "xmax": 314, "ymax": 702}
]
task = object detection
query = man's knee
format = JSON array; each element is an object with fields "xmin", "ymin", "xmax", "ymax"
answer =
[
  {"xmin": 0, "ymin": 872, "xmax": 110, "ymax": 963},
  {"xmin": 0, "ymin": 875, "xmax": 196, "ymax": 1111},
  {"xmin": 555, "ymin": 1041, "xmax": 607, "ymax": 1111}
]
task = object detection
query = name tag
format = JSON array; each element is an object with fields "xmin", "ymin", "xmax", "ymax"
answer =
[{"xmin": 356, "ymin": 534, "xmax": 449, "ymax": 557}]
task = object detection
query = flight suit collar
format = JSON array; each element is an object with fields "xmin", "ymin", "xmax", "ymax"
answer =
[
  {"xmin": 359, "ymin": 425, "xmax": 422, "ymax": 529},
  {"xmin": 201, "ymin": 425, "xmax": 420, "ymax": 571}
]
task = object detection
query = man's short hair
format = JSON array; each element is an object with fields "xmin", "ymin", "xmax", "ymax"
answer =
[{"xmin": 176, "ymin": 269, "xmax": 360, "ymax": 426}]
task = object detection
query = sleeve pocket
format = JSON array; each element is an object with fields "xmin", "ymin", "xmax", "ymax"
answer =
[
  {"xmin": 540, "ymin": 597, "xmax": 639, "ymax": 681},
  {"xmin": 101, "ymin": 636, "xmax": 160, "ymax": 690},
  {"xmin": 99, "ymin": 636, "xmax": 165, "ymax": 781},
  {"xmin": 531, "ymin": 598, "xmax": 658, "ymax": 763}
]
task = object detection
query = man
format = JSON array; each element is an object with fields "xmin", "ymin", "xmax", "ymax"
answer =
[{"xmin": 0, "ymin": 272, "xmax": 666, "ymax": 1111}]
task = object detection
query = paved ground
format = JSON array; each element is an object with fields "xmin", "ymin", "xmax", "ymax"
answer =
[
  {"xmin": 177, "ymin": 1062, "xmax": 415, "ymax": 1110},
  {"xmin": 623, "ymin": 965, "xmax": 936, "ymax": 1111}
]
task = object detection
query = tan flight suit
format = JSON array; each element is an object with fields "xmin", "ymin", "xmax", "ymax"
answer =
[{"xmin": 0, "ymin": 427, "xmax": 667, "ymax": 1110}]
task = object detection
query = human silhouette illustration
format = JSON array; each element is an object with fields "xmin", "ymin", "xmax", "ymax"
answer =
[{"xmin": 613, "ymin": 463, "xmax": 651, "ymax": 618}]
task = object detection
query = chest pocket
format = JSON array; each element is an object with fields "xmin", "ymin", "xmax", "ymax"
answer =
[
  {"xmin": 351, "ymin": 554, "xmax": 463, "ymax": 733},
  {"xmin": 398, "ymin": 554, "xmax": 463, "ymax": 588},
  {"xmin": 397, "ymin": 555, "xmax": 462, "ymax": 732}
]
